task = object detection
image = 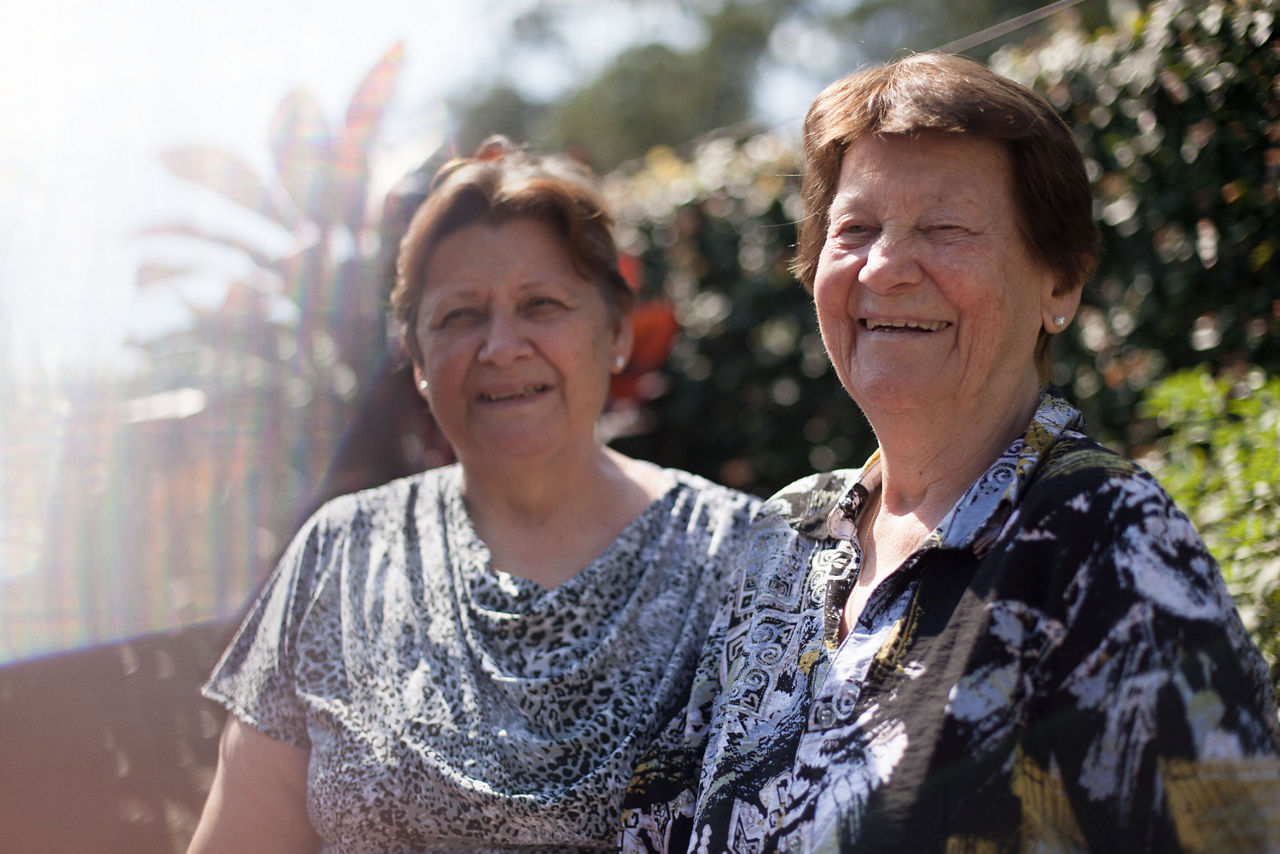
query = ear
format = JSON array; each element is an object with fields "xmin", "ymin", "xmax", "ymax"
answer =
[
  {"xmin": 411, "ymin": 363, "xmax": 430, "ymax": 401},
  {"xmin": 610, "ymin": 305, "xmax": 635, "ymax": 372},
  {"xmin": 1041, "ymin": 275, "xmax": 1083, "ymax": 334}
]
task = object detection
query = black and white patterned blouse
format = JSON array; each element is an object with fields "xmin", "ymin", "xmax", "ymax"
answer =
[
  {"xmin": 620, "ymin": 391, "xmax": 1280, "ymax": 852},
  {"xmin": 203, "ymin": 464, "xmax": 758, "ymax": 853}
]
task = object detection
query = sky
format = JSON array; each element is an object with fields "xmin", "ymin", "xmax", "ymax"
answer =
[{"xmin": 0, "ymin": 0, "xmax": 692, "ymax": 380}]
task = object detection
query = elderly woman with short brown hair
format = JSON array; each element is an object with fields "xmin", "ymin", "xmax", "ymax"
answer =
[
  {"xmin": 187, "ymin": 138, "xmax": 759, "ymax": 853},
  {"xmin": 621, "ymin": 53, "xmax": 1279, "ymax": 852}
]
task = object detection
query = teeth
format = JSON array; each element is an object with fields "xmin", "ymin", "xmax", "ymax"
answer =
[
  {"xmin": 481, "ymin": 385, "xmax": 546, "ymax": 402},
  {"xmin": 865, "ymin": 319, "xmax": 949, "ymax": 332}
]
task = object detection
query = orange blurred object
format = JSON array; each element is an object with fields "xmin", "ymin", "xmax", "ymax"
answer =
[{"xmin": 610, "ymin": 300, "xmax": 680, "ymax": 403}]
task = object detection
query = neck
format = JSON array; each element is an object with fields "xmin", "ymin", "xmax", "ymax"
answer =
[
  {"xmin": 458, "ymin": 442, "xmax": 615, "ymax": 525},
  {"xmin": 456, "ymin": 444, "xmax": 670, "ymax": 589},
  {"xmin": 868, "ymin": 381, "xmax": 1041, "ymax": 524}
]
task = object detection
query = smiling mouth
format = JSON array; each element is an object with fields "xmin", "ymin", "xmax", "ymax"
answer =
[
  {"xmin": 479, "ymin": 385, "xmax": 549, "ymax": 402},
  {"xmin": 863, "ymin": 319, "xmax": 951, "ymax": 332}
]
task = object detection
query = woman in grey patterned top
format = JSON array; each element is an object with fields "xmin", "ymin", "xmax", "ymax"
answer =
[{"xmin": 187, "ymin": 138, "xmax": 759, "ymax": 853}]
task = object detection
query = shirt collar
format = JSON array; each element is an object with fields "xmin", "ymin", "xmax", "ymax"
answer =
[{"xmin": 824, "ymin": 389, "xmax": 1083, "ymax": 556}]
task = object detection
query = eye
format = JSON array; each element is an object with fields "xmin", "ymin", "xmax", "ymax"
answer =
[
  {"xmin": 436, "ymin": 306, "xmax": 482, "ymax": 328},
  {"xmin": 923, "ymin": 223, "xmax": 969, "ymax": 240},
  {"xmin": 523, "ymin": 295, "xmax": 568, "ymax": 317},
  {"xmin": 831, "ymin": 220, "xmax": 877, "ymax": 245}
]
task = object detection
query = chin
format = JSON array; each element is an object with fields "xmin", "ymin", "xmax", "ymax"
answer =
[{"xmin": 846, "ymin": 375, "xmax": 940, "ymax": 415}]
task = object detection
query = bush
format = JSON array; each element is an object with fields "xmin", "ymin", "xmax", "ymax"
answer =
[
  {"xmin": 992, "ymin": 0, "xmax": 1280, "ymax": 448},
  {"xmin": 604, "ymin": 138, "xmax": 877, "ymax": 497},
  {"xmin": 1140, "ymin": 366, "xmax": 1280, "ymax": 697}
]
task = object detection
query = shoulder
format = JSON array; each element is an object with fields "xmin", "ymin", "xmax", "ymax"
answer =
[
  {"xmin": 1014, "ymin": 433, "xmax": 1181, "ymax": 531},
  {"xmin": 1024, "ymin": 434, "xmax": 1183, "ymax": 530},
  {"xmin": 274, "ymin": 466, "xmax": 459, "ymax": 592},
  {"xmin": 1037, "ymin": 432, "xmax": 1146, "ymax": 484},
  {"xmin": 308, "ymin": 465, "xmax": 457, "ymax": 530},
  {"xmin": 662, "ymin": 467, "xmax": 764, "ymax": 518},
  {"xmin": 758, "ymin": 469, "xmax": 863, "ymax": 538},
  {"xmin": 1013, "ymin": 434, "xmax": 1232, "ymax": 622},
  {"xmin": 708, "ymin": 469, "xmax": 863, "ymax": 626}
]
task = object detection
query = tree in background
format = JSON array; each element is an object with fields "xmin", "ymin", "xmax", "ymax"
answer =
[
  {"xmin": 996, "ymin": 0, "xmax": 1280, "ymax": 684},
  {"xmin": 450, "ymin": 0, "xmax": 1079, "ymax": 172},
  {"xmin": 602, "ymin": 137, "xmax": 870, "ymax": 495}
]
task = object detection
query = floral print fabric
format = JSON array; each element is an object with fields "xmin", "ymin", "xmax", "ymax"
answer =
[
  {"xmin": 620, "ymin": 391, "xmax": 1280, "ymax": 852},
  {"xmin": 204, "ymin": 464, "xmax": 758, "ymax": 853}
]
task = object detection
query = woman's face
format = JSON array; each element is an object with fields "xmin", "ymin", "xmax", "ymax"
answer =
[
  {"xmin": 412, "ymin": 218, "xmax": 630, "ymax": 464},
  {"xmin": 813, "ymin": 132, "xmax": 1075, "ymax": 423}
]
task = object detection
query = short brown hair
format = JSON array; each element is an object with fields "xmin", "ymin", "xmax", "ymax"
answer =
[
  {"xmin": 792, "ymin": 53, "xmax": 1100, "ymax": 374},
  {"xmin": 390, "ymin": 137, "xmax": 631, "ymax": 365}
]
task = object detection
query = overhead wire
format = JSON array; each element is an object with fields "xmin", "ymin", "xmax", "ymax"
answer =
[
  {"xmin": 932, "ymin": 0, "xmax": 1091, "ymax": 55},
  {"xmin": 603, "ymin": 0, "xmax": 1098, "ymax": 177},
  {"xmin": 681, "ymin": 0, "xmax": 1097, "ymax": 156}
]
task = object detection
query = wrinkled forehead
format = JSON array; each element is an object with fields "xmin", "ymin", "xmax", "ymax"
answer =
[{"xmin": 831, "ymin": 133, "xmax": 1018, "ymax": 208}]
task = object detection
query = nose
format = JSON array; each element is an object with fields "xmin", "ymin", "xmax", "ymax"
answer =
[
  {"xmin": 477, "ymin": 312, "xmax": 533, "ymax": 366},
  {"xmin": 859, "ymin": 229, "xmax": 923, "ymax": 292}
]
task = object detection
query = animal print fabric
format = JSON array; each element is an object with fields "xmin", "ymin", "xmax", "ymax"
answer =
[
  {"xmin": 620, "ymin": 391, "xmax": 1280, "ymax": 852},
  {"xmin": 204, "ymin": 464, "xmax": 758, "ymax": 853}
]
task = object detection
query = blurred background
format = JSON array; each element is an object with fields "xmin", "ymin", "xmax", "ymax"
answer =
[{"xmin": 2, "ymin": 0, "xmax": 1277, "ymax": 850}]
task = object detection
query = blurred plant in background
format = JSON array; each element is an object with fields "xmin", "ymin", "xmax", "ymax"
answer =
[
  {"xmin": 603, "ymin": 136, "xmax": 876, "ymax": 495},
  {"xmin": 992, "ymin": 0, "xmax": 1280, "ymax": 447},
  {"xmin": 125, "ymin": 44, "xmax": 405, "ymax": 615},
  {"xmin": 138, "ymin": 41, "xmax": 404, "ymax": 458},
  {"xmin": 1140, "ymin": 366, "xmax": 1280, "ymax": 695}
]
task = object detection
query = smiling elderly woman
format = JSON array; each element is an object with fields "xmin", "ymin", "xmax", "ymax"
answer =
[
  {"xmin": 187, "ymin": 138, "xmax": 758, "ymax": 853},
  {"xmin": 620, "ymin": 53, "xmax": 1280, "ymax": 852}
]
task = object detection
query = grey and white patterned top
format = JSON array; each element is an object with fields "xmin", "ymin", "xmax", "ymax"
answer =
[{"xmin": 204, "ymin": 463, "xmax": 759, "ymax": 853}]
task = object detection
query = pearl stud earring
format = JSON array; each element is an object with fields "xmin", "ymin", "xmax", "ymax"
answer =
[
  {"xmin": 1054, "ymin": 316, "xmax": 1067, "ymax": 328},
  {"xmin": 613, "ymin": 355, "xmax": 627, "ymax": 373},
  {"xmin": 417, "ymin": 378, "xmax": 429, "ymax": 392}
]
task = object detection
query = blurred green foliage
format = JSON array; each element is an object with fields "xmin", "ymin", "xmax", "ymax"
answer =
[
  {"xmin": 993, "ymin": 0, "xmax": 1280, "ymax": 448},
  {"xmin": 1140, "ymin": 366, "xmax": 1280, "ymax": 695},
  {"xmin": 605, "ymin": 138, "xmax": 877, "ymax": 495}
]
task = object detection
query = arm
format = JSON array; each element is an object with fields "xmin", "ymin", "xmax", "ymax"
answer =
[
  {"xmin": 1032, "ymin": 465, "xmax": 1280, "ymax": 850},
  {"xmin": 187, "ymin": 718, "xmax": 320, "ymax": 854}
]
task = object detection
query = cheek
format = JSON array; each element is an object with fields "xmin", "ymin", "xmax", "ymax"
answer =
[
  {"xmin": 812, "ymin": 247, "xmax": 859, "ymax": 310},
  {"xmin": 813, "ymin": 283, "xmax": 855, "ymax": 352},
  {"xmin": 419, "ymin": 338, "xmax": 472, "ymax": 387},
  {"xmin": 812, "ymin": 281, "xmax": 843, "ymax": 331}
]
